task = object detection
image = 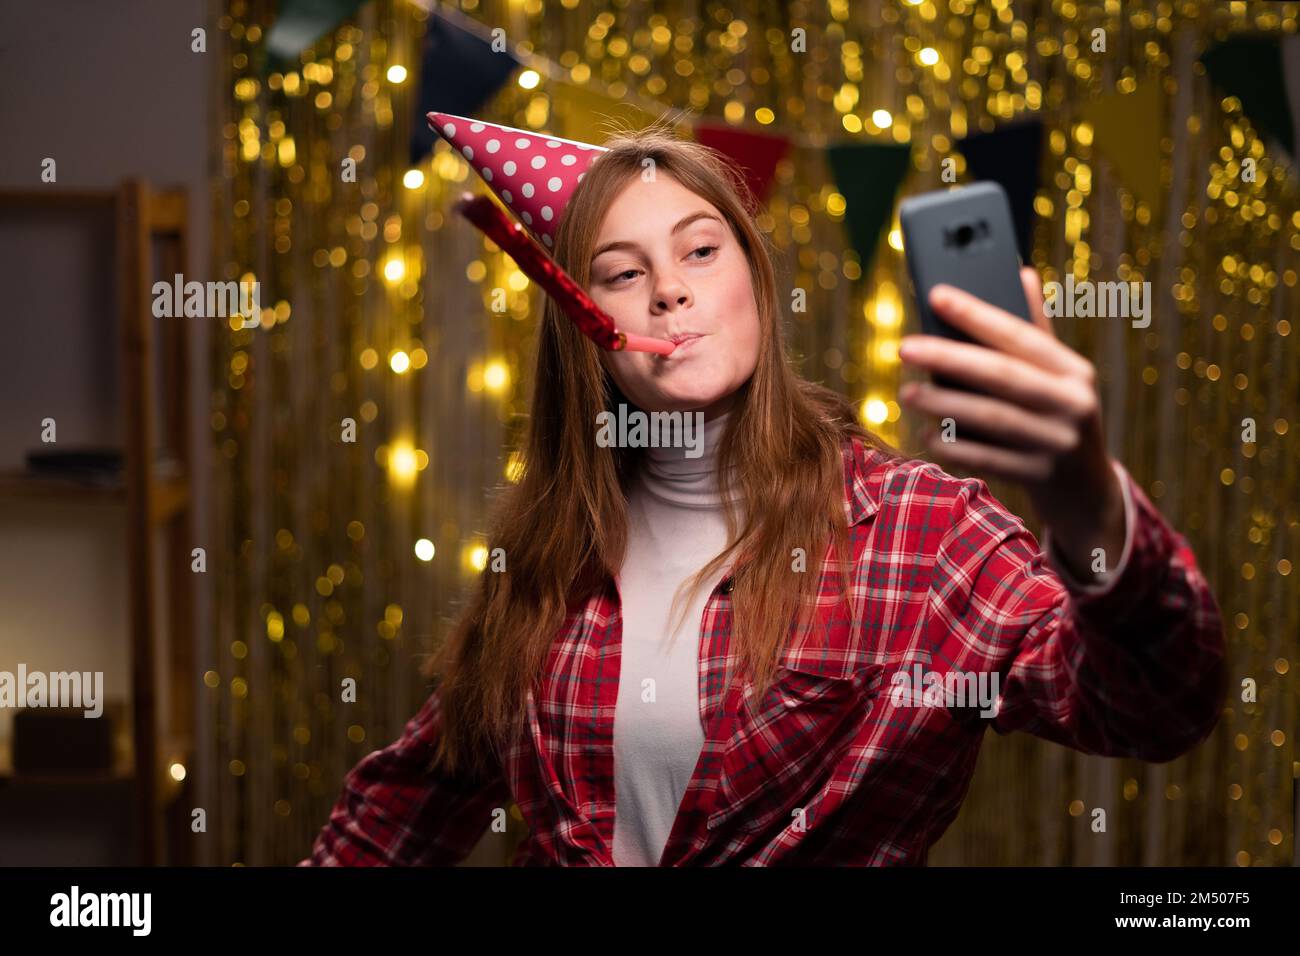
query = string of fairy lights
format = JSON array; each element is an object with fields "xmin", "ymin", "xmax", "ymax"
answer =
[{"xmin": 208, "ymin": 0, "xmax": 1296, "ymax": 865}]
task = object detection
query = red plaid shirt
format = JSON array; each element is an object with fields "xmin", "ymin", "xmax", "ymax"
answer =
[{"xmin": 302, "ymin": 438, "xmax": 1226, "ymax": 866}]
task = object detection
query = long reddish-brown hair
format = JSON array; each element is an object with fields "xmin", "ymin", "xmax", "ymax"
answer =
[{"xmin": 426, "ymin": 119, "xmax": 891, "ymax": 779}]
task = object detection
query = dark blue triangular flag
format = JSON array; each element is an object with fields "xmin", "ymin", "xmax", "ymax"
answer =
[
  {"xmin": 409, "ymin": 10, "xmax": 520, "ymax": 165},
  {"xmin": 957, "ymin": 118, "xmax": 1043, "ymax": 261},
  {"xmin": 1202, "ymin": 34, "xmax": 1297, "ymax": 160}
]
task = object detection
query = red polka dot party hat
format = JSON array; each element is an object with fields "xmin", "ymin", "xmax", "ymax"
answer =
[{"xmin": 425, "ymin": 111, "xmax": 607, "ymax": 250}]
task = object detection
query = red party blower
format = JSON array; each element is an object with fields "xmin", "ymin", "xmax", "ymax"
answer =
[{"xmin": 453, "ymin": 193, "xmax": 676, "ymax": 356}]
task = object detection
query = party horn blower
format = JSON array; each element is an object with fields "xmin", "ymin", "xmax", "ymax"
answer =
[{"xmin": 452, "ymin": 194, "xmax": 676, "ymax": 356}]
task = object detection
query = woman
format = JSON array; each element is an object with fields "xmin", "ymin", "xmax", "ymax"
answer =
[{"xmin": 302, "ymin": 119, "xmax": 1226, "ymax": 867}]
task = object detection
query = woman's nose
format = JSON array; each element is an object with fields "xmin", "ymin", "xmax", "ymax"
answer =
[{"xmin": 653, "ymin": 281, "xmax": 691, "ymax": 313}]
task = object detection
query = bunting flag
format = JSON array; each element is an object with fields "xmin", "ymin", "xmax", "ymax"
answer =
[
  {"xmin": 957, "ymin": 117, "xmax": 1043, "ymax": 261},
  {"xmin": 825, "ymin": 141, "xmax": 912, "ymax": 278},
  {"xmin": 1288, "ymin": 35, "xmax": 1300, "ymax": 162},
  {"xmin": 265, "ymin": 0, "xmax": 368, "ymax": 67},
  {"xmin": 1201, "ymin": 33, "xmax": 1300, "ymax": 163},
  {"xmin": 550, "ymin": 81, "xmax": 664, "ymax": 146},
  {"xmin": 1078, "ymin": 82, "xmax": 1166, "ymax": 219},
  {"xmin": 409, "ymin": 9, "xmax": 520, "ymax": 164},
  {"xmin": 693, "ymin": 122, "xmax": 791, "ymax": 209}
]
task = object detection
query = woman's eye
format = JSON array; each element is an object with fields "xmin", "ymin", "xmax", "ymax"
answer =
[{"xmin": 606, "ymin": 247, "xmax": 714, "ymax": 283}]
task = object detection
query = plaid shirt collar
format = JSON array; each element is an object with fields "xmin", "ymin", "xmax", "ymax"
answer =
[{"xmin": 844, "ymin": 439, "xmax": 884, "ymax": 527}]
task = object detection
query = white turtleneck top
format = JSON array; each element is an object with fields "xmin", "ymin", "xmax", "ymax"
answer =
[{"xmin": 610, "ymin": 409, "xmax": 741, "ymax": 867}]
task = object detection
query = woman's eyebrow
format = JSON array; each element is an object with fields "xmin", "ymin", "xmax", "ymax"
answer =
[{"xmin": 590, "ymin": 211, "xmax": 723, "ymax": 262}]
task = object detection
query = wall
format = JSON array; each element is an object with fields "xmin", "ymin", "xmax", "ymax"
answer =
[{"xmin": 0, "ymin": 0, "xmax": 213, "ymax": 862}]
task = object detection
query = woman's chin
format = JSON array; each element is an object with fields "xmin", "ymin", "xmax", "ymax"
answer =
[
  {"xmin": 639, "ymin": 388, "xmax": 731, "ymax": 415},
  {"xmin": 622, "ymin": 359, "xmax": 737, "ymax": 413}
]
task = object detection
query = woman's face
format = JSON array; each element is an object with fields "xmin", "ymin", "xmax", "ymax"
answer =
[{"xmin": 587, "ymin": 172, "xmax": 761, "ymax": 417}]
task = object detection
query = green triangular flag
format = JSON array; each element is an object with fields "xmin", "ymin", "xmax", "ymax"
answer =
[
  {"xmin": 266, "ymin": 0, "xmax": 369, "ymax": 68},
  {"xmin": 825, "ymin": 141, "xmax": 912, "ymax": 279}
]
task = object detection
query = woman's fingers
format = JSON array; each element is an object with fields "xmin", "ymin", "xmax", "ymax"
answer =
[
  {"xmin": 900, "ymin": 272, "xmax": 1110, "ymax": 494},
  {"xmin": 1020, "ymin": 266, "xmax": 1054, "ymax": 336},
  {"xmin": 898, "ymin": 335, "xmax": 1097, "ymax": 420},
  {"xmin": 899, "ymin": 381, "xmax": 1079, "ymax": 454},
  {"xmin": 925, "ymin": 281, "xmax": 1089, "ymax": 378},
  {"xmin": 919, "ymin": 428, "xmax": 1056, "ymax": 483}
]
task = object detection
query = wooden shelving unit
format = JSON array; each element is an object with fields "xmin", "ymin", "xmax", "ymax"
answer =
[{"xmin": 0, "ymin": 180, "xmax": 196, "ymax": 865}]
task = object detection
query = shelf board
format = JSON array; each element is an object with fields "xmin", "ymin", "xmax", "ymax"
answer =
[
  {"xmin": 0, "ymin": 472, "xmax": 121, "ymax": 499},
  {"xmin": 0, "ymin": 748, "xmax": 133, "ymax": 786},
  {"xmin": 0, "ymin": 769, "xmax": 135, "ymax": 786},
  {"xmin": 0, "ymin": 471, "xmax": 189, "ymax": 523},
  {"xmin": 0, "ymin": 735, "xmax": 192, "ymax": 792},
  {"xmin": 0, "ymin": 189, "xmax": 117, "ymax": 210}
]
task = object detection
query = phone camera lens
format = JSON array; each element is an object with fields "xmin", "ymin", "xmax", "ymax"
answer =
[{"xmin": 954, "ymin": 224, "xmax": 974, "ymax": 247}]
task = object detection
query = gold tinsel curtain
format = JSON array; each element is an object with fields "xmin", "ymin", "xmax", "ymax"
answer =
[{"xmin": 207, "ymin": 0, "xmax": 1298, "ymax": 866}]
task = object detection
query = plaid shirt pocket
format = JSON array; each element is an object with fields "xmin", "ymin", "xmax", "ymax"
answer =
[{"xmin": 707, "ymin": 662, "xmax": 886, "ymax": 837}]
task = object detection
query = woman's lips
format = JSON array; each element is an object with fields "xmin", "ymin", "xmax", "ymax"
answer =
[{"xmin": 662, "ymin": 334, "xmax": 704, "ymax": 356}]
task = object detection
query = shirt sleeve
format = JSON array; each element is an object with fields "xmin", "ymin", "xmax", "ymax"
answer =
[
  {"xmin": 298, "ymin": 688, "xmax": 513, "ymax": 866},
  {"xmin": 926, "ymin": 466, "xmax": 1227, "ymax": 762}
]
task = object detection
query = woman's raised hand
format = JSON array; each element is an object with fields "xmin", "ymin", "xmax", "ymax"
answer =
[{"xmin": 897, "ymin": 267, "xmax": 1125, "ymax": 582}]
